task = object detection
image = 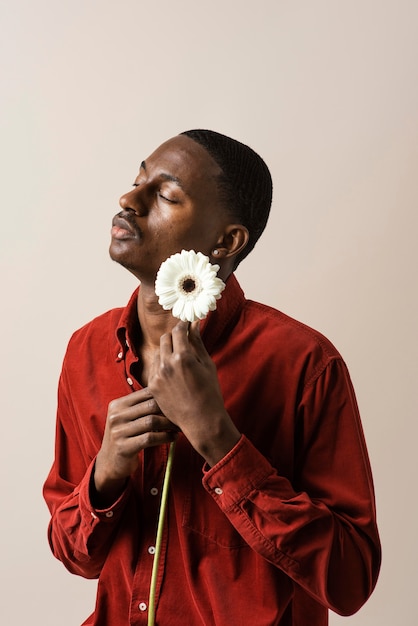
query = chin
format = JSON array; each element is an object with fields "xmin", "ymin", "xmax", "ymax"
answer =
[{"xmin": 110, "ymin": 251, "xmax": 157, "ymax": 284}]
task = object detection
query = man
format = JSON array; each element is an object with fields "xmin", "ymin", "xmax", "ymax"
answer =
[{"xmin": 44, "ymin": 130, "xmax": 381, "ymax": 625}]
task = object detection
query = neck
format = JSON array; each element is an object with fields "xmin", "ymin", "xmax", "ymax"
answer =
[{"xmin": 136, "ymin": 282, "xmax": 178, "ymax": 350}]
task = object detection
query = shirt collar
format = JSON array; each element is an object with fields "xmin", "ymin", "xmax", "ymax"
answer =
[
  {"xmin": 199, "ymin": 273, "xmax": 245, "ymax": 353},
  {"xmin": 116, "ymin": 287, "xmax": 141, "ymax": 357}
]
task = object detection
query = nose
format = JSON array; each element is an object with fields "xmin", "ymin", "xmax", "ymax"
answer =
[{"xmin": 119, "ymin": 186, "xmax": 147, "ymax": 215}]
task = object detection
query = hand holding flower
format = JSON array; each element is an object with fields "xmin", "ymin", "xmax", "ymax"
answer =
[{"xmin": 148, "ymin": 320, "xmax": 240, "ymax": 467}]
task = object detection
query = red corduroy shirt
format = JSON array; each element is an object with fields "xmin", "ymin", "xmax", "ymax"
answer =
[{"xmin": 43, "ymin": 275, "xmax": 380, "ymax": 625}]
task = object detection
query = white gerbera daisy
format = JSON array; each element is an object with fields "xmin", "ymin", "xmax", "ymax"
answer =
[{"xmin": 155, "ymin": 249, "xmax": 226, "ymax": 322}]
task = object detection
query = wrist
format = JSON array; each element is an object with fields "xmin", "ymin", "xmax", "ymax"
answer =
[
  {"xmin": 195, "ymin": 421, "xmax": 241, "ymax": 468},
  {"xmin": 91, "ymin": 463, "xmax": 128, "ymax": 509}
]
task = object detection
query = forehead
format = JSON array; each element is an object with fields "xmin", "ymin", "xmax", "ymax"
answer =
[{"xmin": 143, "ymin": 135, "xmax": 222, "ymax": 193}]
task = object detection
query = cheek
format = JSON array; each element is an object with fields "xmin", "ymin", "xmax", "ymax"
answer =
[
  {"xmin": 154, "ymin": 218, "xmax": 189, "ymax": 245},
  {"xmin": 150, "ymin": 213, "xmax": 215, "ymax": 256}
]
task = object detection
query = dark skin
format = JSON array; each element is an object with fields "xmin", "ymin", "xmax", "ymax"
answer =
[{"xmin": 93, "ymin": 135, "xmax": 249, "ymax": 507}]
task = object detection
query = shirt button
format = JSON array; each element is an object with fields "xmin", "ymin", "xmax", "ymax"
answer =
[
  {"xmin": 138, "ymin": 602, "xmax": 147, "ymax": 612},
  {"xmin": 214, "ymin": 487, "xmax": 223, "ymax": 495},
  {"xmin": 126, "ymin": 377, "xmax": 133, "ymax": 386},
  {"xmin": 148, "ymin": 546, "xmax": 156, "ymax": 555},
  {"xmin": 105, "ymin": 511, "xmax": 114, "ymax": 518},
  {"xmin": 117, "ymin": 351, "xmax": 123, "ymax": 359},
  {"xmin": 150, "ymin": 487, "xmax": 158, "ymax": 496}
]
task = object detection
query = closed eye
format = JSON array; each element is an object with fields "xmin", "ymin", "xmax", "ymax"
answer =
[
  {"xmin": 158, "ymin": 192, "xmax": 177, "ymax": 203},
  {"xmin": 132, "ymin": 180, "xmax": 178, "ymax": 203}
]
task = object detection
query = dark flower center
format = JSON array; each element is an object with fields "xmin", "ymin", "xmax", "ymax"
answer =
[{"xmin": 182, "ymin": 278, "xmax": 196, "ymax": 293}]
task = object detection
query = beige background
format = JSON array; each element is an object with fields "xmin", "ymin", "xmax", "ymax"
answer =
[{"xmin": 1, "ymin": 1, "xmax": 417, "ymax": 624}]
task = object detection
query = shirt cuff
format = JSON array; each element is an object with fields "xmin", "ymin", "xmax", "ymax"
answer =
[
  {"xmin": 78, "ymin": 458, "xmax": 132, "ymax": 524},
  {"xmin": 202, "ymin": 435, "xmax": 278, "ymax": 511}
]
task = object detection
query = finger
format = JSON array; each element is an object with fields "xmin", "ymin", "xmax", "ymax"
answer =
[
  {"xmin": 107, "ymin": 394, "xmax": 161, "ymax": 425},
  {"xmin": 123, "ymin": 413, "xmax": 179, "ymax": 438},
  {"xmin": 121, "ymin": 387, "xmax": 154, "ymax": 407},
  {"xmin": 171, "ymin": 320, "xmax": 191, "ymax": 353},
  {"xmin": 159, "ymin": 330, "xmax": 174, "ymax": 359},
  {"xmin": 124, "ymin": 429, "xmax": 178, "ymax": 456},
  {"xmin": 188, "ymin": 321, "xmax": 209, "ymax": 359}
]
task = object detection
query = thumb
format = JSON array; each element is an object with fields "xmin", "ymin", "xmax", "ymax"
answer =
[{"xmin": 188, "ymin": 321, "xmax": 208, "ymax": 358}]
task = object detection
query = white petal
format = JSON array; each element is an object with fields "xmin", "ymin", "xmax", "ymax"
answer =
[{"xmin": 172, "ymin": 299, "xmax": 185, "ymax": 320}]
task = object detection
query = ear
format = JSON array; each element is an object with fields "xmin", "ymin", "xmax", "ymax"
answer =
[{"xmin": 210, "ymin": 224, "xmax": 249, "ymax": 262}]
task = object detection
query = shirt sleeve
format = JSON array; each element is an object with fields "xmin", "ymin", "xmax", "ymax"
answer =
[
  {"xmin": 202, "ymin": 357, "xmax": 381, "ymax": 616},
  {"xmin": 43, "ymin": 362, "xmax": 132, "ymax": 579}
]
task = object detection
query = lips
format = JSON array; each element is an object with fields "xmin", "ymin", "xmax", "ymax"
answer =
[{"xmin": 111, "ymin": 214, "xmax": 140, "ymax": 240}]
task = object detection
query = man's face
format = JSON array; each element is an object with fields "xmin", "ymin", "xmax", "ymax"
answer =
[{"xmin": 110, "ymin": 135, "xmax": 229, "ymax": 283}]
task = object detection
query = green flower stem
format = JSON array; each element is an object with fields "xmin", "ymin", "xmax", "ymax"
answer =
[{"xmin": 148, "ymin": 439, "xmax": 177, "ymax": 626}]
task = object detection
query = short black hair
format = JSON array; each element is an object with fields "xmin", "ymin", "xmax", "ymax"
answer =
[{"xmin": 180, "ymin": 129, "xmax": 273, "ymax": 269}]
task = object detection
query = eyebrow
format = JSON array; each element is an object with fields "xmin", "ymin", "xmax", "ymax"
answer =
[{"xmin": 140, "ymin": 160, "xmax": 185, "ymax": 189}]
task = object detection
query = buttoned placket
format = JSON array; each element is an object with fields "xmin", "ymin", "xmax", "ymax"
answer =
[
  {"xmin": 130, "ymin": 443, "xmax": 171, "ymax": 624},
  {"xmin": 116, "ymin": 341, "xmax": 170, "ymax": 624},
  {"xmin": 116, "ymin": 337, "xmax": 140, "ymax": 392}
]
